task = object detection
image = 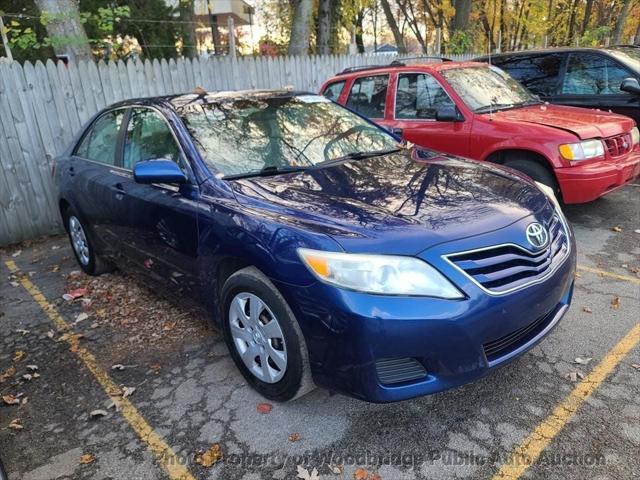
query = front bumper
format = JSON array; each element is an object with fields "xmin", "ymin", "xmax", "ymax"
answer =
[
  {"xmin": 275, "ymin": 218, "xmax": 577, "ymax": 403},
  {"xmin": 556, "ymin": 149, "xmax": 640, "ymax": 204}
]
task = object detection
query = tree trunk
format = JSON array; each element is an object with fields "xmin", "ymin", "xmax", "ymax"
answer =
[
  {"xmin": 355, "ymin": 10, "xmax": 365, "ymax": 53},
  {"xmin": 33, "ymin": 0, "xmax": 92, "ymax": 61},
  {"xmin": 316, "ymin": 0, "xmax": 332, "ymax": 55},
  {"xmin": 452, "ymin": 0, "xmax": 472, "ymax": 31},
  {"xmin": 288, "ymin": 0, "xmax": 313, "ymax": 55},
  {"xmin": 380, "ymin": 0, "xmax": 406, "ymax": 53},
  {"xmin": 580, "ymin": 0, "xmax": 594, "ymax": 35},
  {"xmin": 179, "ymin": 0, "xmax": 197, "ymax": 58},
  {"xmin": 613, "ymin": 0, "xmax": 632, "ymax": 44},
  {"xmin": 566, "ymin": 0, "xmax": 579, "ymax": 45},
  {"xmin": 499, "ymin": 0, "xmax": 506, "ymax": 51},
  {"xmin": 634, "ymin": 19, "xmax": 640, "ymax": 44}
]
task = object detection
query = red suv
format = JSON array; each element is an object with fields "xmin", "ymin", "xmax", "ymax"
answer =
[{"xmin": 320, "ymin": 59, "xmax": 640, "ymax": 203}]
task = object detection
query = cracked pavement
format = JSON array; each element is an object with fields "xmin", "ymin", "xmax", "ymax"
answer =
[{"xmin": 1, "ymin": 184, "xmax": 638, "ymax": 480}]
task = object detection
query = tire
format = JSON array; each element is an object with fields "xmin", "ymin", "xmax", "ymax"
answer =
[
  {"xmin": 503, "ymin": 159, "xmax": 561, "ymax": 199},
  {"xmin": 63, "ymin": 205, "xmax": 113, "ymax": 276},
  {"xmin": 221, "ymin": 267, "xmax": 314, "ymax": 402}
]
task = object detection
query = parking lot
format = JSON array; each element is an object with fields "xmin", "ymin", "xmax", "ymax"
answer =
[{"xmin": 0, "ymin": 184, "xmax": 638, "ymax": 480}]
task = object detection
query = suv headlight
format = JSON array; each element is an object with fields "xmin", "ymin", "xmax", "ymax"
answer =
[
  {"xmin": 297, "ymin": 248, "xmax": 463, "ymax": 298},
  {"xmin": 558, "ymin": 139, "xmax": 604, "ymax": 161},
  {"xmin": 631, "ymin": 127, "xmax": 639, "ymax": 147}
]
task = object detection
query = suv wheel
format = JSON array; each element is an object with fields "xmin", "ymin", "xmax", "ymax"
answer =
[
  {"xmin": 221, "ymin": 267, "xmax": 314, "ymax": 401},
  {"xmin": 503, "ymin": 159, "xmax": 561, "ymax": 199}
]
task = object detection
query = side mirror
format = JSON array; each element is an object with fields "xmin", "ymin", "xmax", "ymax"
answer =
[
  {"xmin": 133, "ymin": 159, "xmax": 187, "ymax": 184},
  {"xmin": 620, "ymin": 77, "xmax": 640, "ymax": 95},
  {"xmin": 435, "ymin": 105, "xmax": 462, "ymax": 122}
]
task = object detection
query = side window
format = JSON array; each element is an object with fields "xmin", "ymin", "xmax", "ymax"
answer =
[
  {"xmin": 395, "ymin": 73, "xmax": 455, "ymax": 120},
  {"xmin": 123, "ymin": 109, "xmax": 182, "ymax": 170},
  {"xmin": 74, "ymin": 110, "xmax": 125, "ymax": 165},
  {"xmin": 562, "ymin": 53, "xmax": 633, "ymax": 95},
  {"xmin": 496, "ymin": 54, "xmax": 563, "ymax": 96},
  {"xmin": 323, "ymin": 81, "xmax": 346, "ymax": 101},
  {"xmin": 346, "ymin": 75, "xmax": 388, "ymax": 118}
]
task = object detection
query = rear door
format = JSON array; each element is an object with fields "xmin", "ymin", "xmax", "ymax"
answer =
[
  {"xmin": 554, "ymin": 52, "xmax": 640, "ymax": 123},
  {"xmin": 70, "ymin": 108, "xmax": 128, "ymax": 255},
  {"xmin": 108, "ymin": 107, "xmax": 200, "ymax": 294},
  {"xmin": 343, "ymin": 74, "xmax": 395, "ymax": 130},
  {"xmin": 389, "ymin": 72, "xmax": 471, "ymax": 157}
]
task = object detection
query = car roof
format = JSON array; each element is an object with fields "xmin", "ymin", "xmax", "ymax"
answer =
[
  {"xmin": 327, "ymin": 59, "xmax": 487, "ymax": 82},
  {"xmin": 476, "ymin": 45, "xmax": 639, "ymax": 59},
  {"xmin": 108, "ymin": 89, "xmax": 312, "ymax": 113}
]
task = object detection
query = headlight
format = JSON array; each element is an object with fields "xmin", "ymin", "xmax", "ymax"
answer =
[
  {"xmin": 535, "ymin": 181, "xmax": 569, "ymax": 231},
  {"xmin": 558, "ymin": 139, "xmax": 604, "ymax": 161},
  {"xmin": 297, "ymin": 248, "xmax": 464, "ymax": 298},
  {"xmin": 631, "ymin": 127, "xmax": 639, "ymax": 146}
]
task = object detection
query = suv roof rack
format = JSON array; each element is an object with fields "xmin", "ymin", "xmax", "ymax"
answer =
[{"xmin": 336, "ymin": 56, "xmax": 453, "ymax": 76}]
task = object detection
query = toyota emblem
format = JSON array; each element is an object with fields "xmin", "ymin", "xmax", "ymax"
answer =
[{"xmin": 526, "ymin": 222, "xmax": 548, "ymax": 249}]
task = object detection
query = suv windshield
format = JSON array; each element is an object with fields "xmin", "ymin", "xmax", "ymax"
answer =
[
  {"xmin": 179, "ymin": 94, "xmax": 399, "ymax": 178},
  {"xmin": 441, "ymin": 66, "xmax": 540, "ymax": 113}
]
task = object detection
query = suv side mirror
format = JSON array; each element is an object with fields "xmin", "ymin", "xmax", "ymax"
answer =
[
  {"xmin": 620, "ymin": 77, "xmax": 640, "ymax": 95},
  {"xmin": 435, "ymin": 105, "xmax": 462, "ymax": 122},
  {"xmin": 133, "ymin": 159, "xmax": 187, "ymax": 184}
]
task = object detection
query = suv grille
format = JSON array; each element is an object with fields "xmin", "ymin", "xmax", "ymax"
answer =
[
  {"xmin": 445, "ymin": 214, "xmax": 569, "ymax": 294},
  {"xmin": 604, "ymin": 133, "xmax": 632, "ymax": 158}
]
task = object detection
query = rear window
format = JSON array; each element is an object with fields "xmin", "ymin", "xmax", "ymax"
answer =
[
  {"xmin": 322, "ymin": 80, "xmax": 346, "ymax": 101},
  {"xmin": 346, "ymin": 75, "xmax": 389, "ymax": 118},
  {"xmin": 491, "ymin": 54, "xmax": 563, "ymax": 96},
  {"xmin": 75, "ymin": 110, "xmax": 126, "ymax": 165},
  {"xmin": 562, "ymin": 53, "xmax": 634, "ymax": 95}
]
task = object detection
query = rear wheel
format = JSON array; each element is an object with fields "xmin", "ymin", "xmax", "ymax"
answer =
[
  {"xmin": 503, "ymin": 159, "xmax": 561, "ymax": 199},
  {"xmin": 63, "ymin": 206, "xmax": 113, "ymax": 276},
  {"xmin": 221, "ymin": 267, "xmax": 314, "ymax": 401}
]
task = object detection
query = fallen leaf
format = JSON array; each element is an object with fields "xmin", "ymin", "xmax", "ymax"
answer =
[
  {"xmin": 13, "ymin": 350, "xmax": 26, "ymax": 362},
  {"xmin": 52, "ymin": 245, "xmax": 60, "ymax": 250},
  {"xmin": 11, "ymin": 250, "xmax": 22, "ymax": 257},
  {"xmin": 194, "ymin": 443, "xmax": 223, "ymax": 468},
  {"xmin": 51, "ymin": 265, "xmax": 60, "ymax": 273},
  {"xmin": 62, "ymin": 287, "xmax": 87, "ymax": 301},
  {"xmin": 631, "ymin": 364, "xmax": 640, "ymax": 371},
  {"xmin": 370, "ymin": 474, "xmax": 382, "ymax": 480},
  {"xmin": 26, "ymin": 365, "xmax": 38, "ymax": 371},
  {"xmin": 46, "ymin": 330, "xmax": 55, "ymax": 339},
  {"xmin": 111, "ymin": 364, "xmax": 125, "ymax": 371},
  {"xmin": 2, "ymin": 394, "xmax": 20, "ymax": 405},
  {"xmin": 256, "ymin": 402, "xmax": 272, "ymax": 414},
  {"xmin": 0, "ymin": 366, "xmax": 16, "ymax": 383},
  {"xmin": 15, "ymin": 329, "xmax": 30, "ymax": 335},
  {"xmin": 354, "ymin": 468, "xmax": 370, "ymax": 480},
  {"xmin": 611, "ymin": 296, "xmax": 620, "ymax": 310},
  {"xmin": 329, "ymin": 464, "xmax": 344, "ymax": 475},
  {"xmin": 288, "ymin": 432, "xmax": 301, "ymax": 442},
  {"xmin": 581, "ymin": 306, "xmax": 592, "ymax": 313},
  {"xmin": 611, "ymin": 225, "xmax": 622, "ymax": 232},
  {"xmin": 33, "ymin": 373, "xmax": 40, "ymax": 379},
  {"xmin": 22, "ymin": 374, "xmax": 33, "ymax": 381},
  {"xmin": 143, "ymin": 258, "xmax": 154, "ymax": 269},
  {"xmin": 79, "ymin": 453, "xmax": 95, "ymax": 465},
  {"xmin": 74, "ymin": 312, "xmax": 89, "ymax": 324},
  {"xmin": 9, "ymin": 281, "xmax": 19, "ymax": 287},
  {"xmin": 122, "ymin": 386, "xmax": 136, "ymax": 398},
  {"xmin": 150, "ymin": 363, "xmax": 162, "ymax": 372},
  {"xmin": 565, "ymin": 371, "xmax": 585, "ymax": 382},
  {"xmin": 21, "ymin": 396, "xmax": 28, "ymax": 405},
  {"xmin": 89, "ymin": 409, "xmax": 108, "ymax": 419},
  {"xmin": 8, "ymin": 419, "xmax": 23, "ymax": 430},
  {"xmin": 574, "ymin": 357, "xmax": 592, "ymax": 365},
  {"xmin": 296, "ymin": 465, "xmax": 320, "ymax": 480}
]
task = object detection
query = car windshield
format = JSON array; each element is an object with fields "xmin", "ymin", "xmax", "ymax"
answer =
[
  {"xmin": 178, "ymin": 94, "xmax": 399, "ymax": 178},
  {"xmin": 441, "ymin": 66, "xmax": 540, "ymax": 113},
  {"xmin": 608, "ymin": 47, "xmax": 640, "ymax": 72}
]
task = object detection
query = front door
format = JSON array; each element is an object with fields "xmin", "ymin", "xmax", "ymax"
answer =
[
  {"xmin": 109, "ymin": 107, "xmax": 200, "ymax": 295},
  {"xmin": 389, "ymin": 72, "xmax": 471, "ymax": 157}
]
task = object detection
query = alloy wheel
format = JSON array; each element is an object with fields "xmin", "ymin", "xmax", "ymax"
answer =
[
  {"xmin": 229, "ymin": 292, "xmax": 287, "ymax": 383},
  {"xmin": 68, "ymin": 216, "xmax": 90, "ymax": 266}
]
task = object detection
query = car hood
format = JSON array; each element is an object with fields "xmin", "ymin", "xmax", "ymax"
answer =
[
  {"xmin": 487, "ymin": 104, "xmax": 635, "ymax": 140},
  {"xmin": 228, "ymin": 149, "xmax": 550, "ymax": 255}
]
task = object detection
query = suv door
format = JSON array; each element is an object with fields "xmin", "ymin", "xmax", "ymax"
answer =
[
  {"xmin": 344, "ymin": 74, "xmax": 394, "ymax": 130},
  {"xmin": 555, "ymin": 52, "xmax": 640, "ymax": 123},
  {"xmin": 390, "ymin": 72, "xmax": 470, "ymax": 157},
  {"xmin": 111, "ymin": 107, "xmax": 200, "ymax": 293},
  {"xmin": 70, "ymin": 108, "xmax": 127, "ymax": 254}
]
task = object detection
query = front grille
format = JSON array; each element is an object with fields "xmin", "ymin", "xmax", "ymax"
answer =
[
  {"xmin": 375, "ymin": 357, "xmax": 427, "ymax": 385},
  {"xmin": 445, "ymin": 214, "xmax": 569, "ymax": 294},
  {"xmin": 483, "ymin": 309, "xmax": 555, "ymax": 362},
  {"xmin": 604, "ymin": 133, "xmax": 632, "ymax": 158}
]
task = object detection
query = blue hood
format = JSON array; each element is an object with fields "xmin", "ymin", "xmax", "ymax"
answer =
[{"xmin": 227, "ymin": 149, "xmax": 550, "ymax": 255}]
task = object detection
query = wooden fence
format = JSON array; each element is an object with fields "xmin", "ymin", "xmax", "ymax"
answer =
[{"xmin": 0, "ymin": 53, "xmax": 474, "ymax": 246}]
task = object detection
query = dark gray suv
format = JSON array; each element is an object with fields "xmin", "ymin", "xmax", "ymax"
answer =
[{"xmin": 476, "ymin": 46, "xmax": 640, "ymax": 124}]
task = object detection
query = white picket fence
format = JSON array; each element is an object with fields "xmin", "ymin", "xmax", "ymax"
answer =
[{"xmin": 0, "ymin": 53, "xmax": 474, "ymax": 245}]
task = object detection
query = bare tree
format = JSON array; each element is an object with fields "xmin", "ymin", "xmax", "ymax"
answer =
[
  {"xmin": 380, "ymin": 0, "xmax": 406, "ymax": 53},
  {"xmin": 316, "ymin": 0, "xmax": 333, "ymax": 55},
  {"xmin": 33, "ymin": 0, "xmax": 92, "ymax": 61},
  {"xmin": 613, "ymin": 0, "xmax": 632, "ymax": 44},
  {"xmin": 288, "ymin": 0, "xmax": 313, "ymax": 55}
]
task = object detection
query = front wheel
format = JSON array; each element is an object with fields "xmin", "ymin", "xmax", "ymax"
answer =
[
  {"xmin": 221, "ymin": 267, "xmax": 314, "ymax": 401},
  {"xmin": 64, "ymin": 206, "xmax": 113, "ymax": 276},
  {"xmin": 503, "ymin": 159, "xmax": 561, "ymax": 200}
]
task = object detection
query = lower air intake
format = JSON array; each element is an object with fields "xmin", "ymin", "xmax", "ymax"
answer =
[{"xmin": 375, "ymin": 357, "xmax": 427, "ymax": 385}]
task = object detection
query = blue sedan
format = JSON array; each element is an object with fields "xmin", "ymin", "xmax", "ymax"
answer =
[{"xmin": 54, "ymin": 90, "xmax": 575, "ymax": 402}]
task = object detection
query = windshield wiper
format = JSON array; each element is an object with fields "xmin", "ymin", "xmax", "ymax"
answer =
[
  {"xmin": 475, "ymin": 99, "xmax": 543, "ymax": 114},
  {"xmin": 223, "ymin": 165, "xmax": 308, "ymax": 180},
  {"xmin": 319, "ymin": 147, "xmax": 401, "ymax": 166}
]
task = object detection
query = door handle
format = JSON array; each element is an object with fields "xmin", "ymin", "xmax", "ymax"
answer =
[
  {"xmin": 113, "ymin": 182, "xmax": 126, "ymax": 199},
  {"xmin": 68, "ymin": 166, "xmax": 75, "ymax": 177}
]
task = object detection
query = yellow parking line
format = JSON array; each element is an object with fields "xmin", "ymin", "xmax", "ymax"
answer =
[
  {"xmin": 5, "ymin": 260, "xmax": 196, "ymax": 480},
  {"xmin": 577, "ymin": 264, "xmax": 640, "ymax": 285},
  {"xmin": 492, "ymin": 323, "xmax": 640, "ymax": 479}
]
